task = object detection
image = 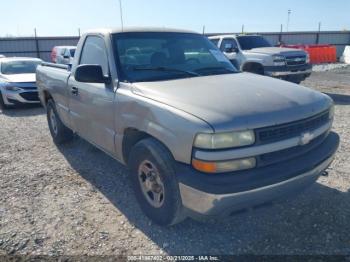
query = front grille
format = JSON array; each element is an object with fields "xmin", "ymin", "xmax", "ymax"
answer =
[
  {"xmin": 256, "ymin": 110, "xmax": 330, "ymax": 144},
  {"xmin": 19, "ymin": 92, "xmax": 39, "ymax": 102},
  {"xmin": 286, "ymin": 55, "xmax": 306, "ymax": 66},
  {"xmin": 13, "ymin": 82, "xmax": 37, "ymax": 90},
  {"xmin": 258, "ymin": 131, "xmax": 328, "ymax": 167}
]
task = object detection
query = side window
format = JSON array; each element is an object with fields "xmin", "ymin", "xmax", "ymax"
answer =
[
  {"xmin": 220, "ymin": 38, "xmax": 238, "ymax": 51},
  {"xmin": 80, "ymin": 36, "xmax": 109, "ymax": 75},
  {"xmin": 209, "ymin": 38, "xmax": 220, "ymax": 47}
]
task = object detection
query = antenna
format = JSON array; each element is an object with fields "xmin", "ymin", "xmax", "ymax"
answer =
[
  {"xmin": 119, "ymin": 0, "xmax": 124, "ymax": 31},
  {"xmin": 287, "ymin": 9, "xmax": 292, "ymax": 32}
]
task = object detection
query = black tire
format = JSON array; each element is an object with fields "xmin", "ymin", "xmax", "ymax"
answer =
[
  {"xmin": 128, "ymin": 138, "xmax": 185, "ymax": 226},
  {"xmin": 47, "ymin": 99, "xmax": 73, "ymax": 144},
  {"xmin": 0, "ymin": 91, "xmax": 9, "ymax": 110},
  {"xmin": 286, "ymin": 77, "xmax": 302, "ymax": 84},
  {"xmin": 293, "ymin": 80, "xmax": 302, "ymax": 84},
  {"xmin": 244, "ymin": 64, "xmax": 264, "ymax": 75},
  {"xmin": 251, "ymin": 66, "xmax": 264, "ymax": 75},
  {"xmin": 289, "ymin": 79, "xmax": 302, "ymax": 84}
]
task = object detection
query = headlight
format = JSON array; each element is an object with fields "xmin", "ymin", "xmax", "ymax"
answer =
[
  {"xmin": 192, "ymin": 157, "xmax": 256, "ymax": 173},
  {"xmin": 194, "ymin": 130, "xmax": 255, "ymax": 149},
  {"xmin": 5, "ymin": 86, "xmax": 21, "ymax": 91},
  {"xmin": 273, "ymin": 55, "xmax": 286, "ymax": 66},
  {"xmin": 306, "ymin": 53, "xmax": 310, "ymax": 64}
]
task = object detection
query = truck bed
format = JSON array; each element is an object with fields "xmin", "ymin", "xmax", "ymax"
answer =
[
  {"xmin": 36, "ymin": 62, "xmax": 72, "ymax": 118},
  {"xmin": 41, "ymin": 62, "xmax": 70, "ymax": 70}
]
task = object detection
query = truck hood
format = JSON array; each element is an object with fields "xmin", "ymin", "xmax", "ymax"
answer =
[
  {"xmin": 246, "ymin": 47, "xmax": 306, "ymax": 56},
  {"xmin": 131, "ymin": 73, "xmax": 332, "ymax": 132},
  {"xmin": 0, "ymin": 73, "xmax": 36, "ymax": 83}
]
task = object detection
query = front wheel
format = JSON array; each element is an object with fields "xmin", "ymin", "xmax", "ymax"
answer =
[
  {"xmin": 287, "ymin": 78, "xmax": 303, "ymax": 84},
  {"xmin": 47, "ymin": 99, "xmax": 73, "ymax": 144},
  {"xmin": 244, "ymin": 65, "xmax": 264, "ymax": 75},
  {"xmin": 0, "ymin": 91, "xmax": 9, "ymax": 110},
  {"xmin": 128, "ymin": 138, "xmax": 185, "ymax": 226}
]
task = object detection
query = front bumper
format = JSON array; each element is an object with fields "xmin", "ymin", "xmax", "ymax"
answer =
[
  {"xmin": 265, "ymin": 64, "xmax": 312, "ymax": 78},
  {"xmin": 176, "ymin": 132, "xmax": 339, "ymax": 218},
  {"xmin": 2, "ymin": 89, "xmax": 40, "ymax": 105}
]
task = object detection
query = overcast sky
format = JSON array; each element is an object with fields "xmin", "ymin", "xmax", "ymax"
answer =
[{"xmin": 1, "ymin": 0, "xmax": 349, "ymax": 37}]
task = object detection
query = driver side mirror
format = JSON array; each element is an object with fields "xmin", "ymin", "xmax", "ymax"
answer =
[
  {"xmin": 224, "ymin": 43, "xmax": 239, "ymax": 53},
  {"xmin": 75, "ymin": 65, "xmax": 111, "ymax": 84}
]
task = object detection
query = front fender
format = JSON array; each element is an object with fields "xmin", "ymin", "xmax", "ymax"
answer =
[{"xmin": 115, "ymin": 87, "xmax": 213, "ymax": 164}]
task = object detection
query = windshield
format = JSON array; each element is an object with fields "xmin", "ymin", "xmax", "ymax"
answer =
[
  {"xmin": 236, "ymin": 36, "xmax": 272, "ymax": 50},
  {"xmin": 113, "ymin": 32, "xmax": 238, "ymax": 82},
  {"xmin": 1, "ymin": 60, "xmax": 41, "ymax": 75}
]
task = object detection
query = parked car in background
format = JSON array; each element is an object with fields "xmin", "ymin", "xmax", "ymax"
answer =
[
  {"xmin": 0, "ymin": 57, "xmax": 42, "ymax": 109},
  {"xmin": 209, "ymin": 35, "xmax": 312, "ymax": 84},
  {"xmin": 37, "ymin": 28, "xmax": 338, "ymax": 226},
  {"xmin": 51, "ymin": 46, "xmax": 76, "ymax": 65}
]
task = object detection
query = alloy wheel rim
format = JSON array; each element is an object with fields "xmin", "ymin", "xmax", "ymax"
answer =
[{"xmin": 138, "ymin": 160, "xmax": 165, "ymax": 208}]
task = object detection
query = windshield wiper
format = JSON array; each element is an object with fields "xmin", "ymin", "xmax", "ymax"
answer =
[
  {"xmin": 132, "ymin": 66, "xmax": 200, "ymax": 77},
  {"xmin": 194, "ymin": 66, "xmax": 237, "ymax": 73}
]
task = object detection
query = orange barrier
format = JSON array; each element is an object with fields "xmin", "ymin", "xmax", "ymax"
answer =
[{"xmin": 281, "ymin": 44, "xmax": 337, "ymax": 64}]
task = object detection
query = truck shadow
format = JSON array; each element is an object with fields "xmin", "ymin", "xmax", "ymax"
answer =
[
  {"xmin": 0, "ymin": 105, "xmax": 45, "ymax": 117},
  {"xmin": 57, "ymin": 138, "xmax": 350, "ymax": 255},
  {"xmin": 324, "ymin": 92, "xmax": 350, "ymax": 105}
]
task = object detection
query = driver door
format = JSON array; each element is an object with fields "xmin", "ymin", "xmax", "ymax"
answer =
[{"xmin": 68, "ymin": 35, "xmax": 116, "ymax": 155}]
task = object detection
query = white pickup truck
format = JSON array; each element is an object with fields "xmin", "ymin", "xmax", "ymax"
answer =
[{"xmin": 209, "ymin": 35, "xmax": 312, "ymax": 83}]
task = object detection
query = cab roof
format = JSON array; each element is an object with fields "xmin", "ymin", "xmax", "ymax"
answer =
[
  {"xmin": 84, "ymin": 27, "xmax": 198, "ymax": 36},
  {"xmin": 0, "ymin": 57, "xmax": 42, "ymax": 62}
]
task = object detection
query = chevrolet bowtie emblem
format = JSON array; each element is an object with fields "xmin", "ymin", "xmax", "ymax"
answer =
[{"xmin": 299, "ymin": 132, "xmax": 315, "ymax": 146}]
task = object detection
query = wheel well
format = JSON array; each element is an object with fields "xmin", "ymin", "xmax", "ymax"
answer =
[
  {"xmin": 43, "ymin": 90, "xmax": 53, "ymax": 106},
  {"xmin": 122, "ymin": 129, "xmax": 151, "ymax": 163},
  {"xmin": 122, "ymin": 128, "xmax": 176, "ymax": 165},
  {"xmin": 242, "ymin": 62, "xmax": 264, "ymax": 74}
]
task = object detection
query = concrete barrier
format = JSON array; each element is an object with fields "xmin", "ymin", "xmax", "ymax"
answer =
[{"xmin": 340, "ymin": 46, "xmax": 350, "ymax": 64}]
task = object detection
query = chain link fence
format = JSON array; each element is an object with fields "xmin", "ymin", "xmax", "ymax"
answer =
[{"xmin": 0, "ymin": 31, "xmax": 349, "ymax": 62}]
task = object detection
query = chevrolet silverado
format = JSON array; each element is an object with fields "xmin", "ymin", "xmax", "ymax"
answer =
[{"xmin": 36, "ymin": 28, "xmax": 339, "ymax": 226}]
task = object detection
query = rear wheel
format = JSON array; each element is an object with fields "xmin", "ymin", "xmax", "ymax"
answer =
[
  {"xmin": 128, "ymin": 138, "xmax": 185, "ymax": 226},
  {"xmin": 47, "ymin": 99, "xmax": 73, "ymax": 144}
]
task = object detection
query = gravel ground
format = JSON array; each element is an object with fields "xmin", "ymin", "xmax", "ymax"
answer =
[
  {"xmin": 0, "ymin": 67, "xmax": 350, "ymax": 257},
  {"xmin": 312, "ymin": 63, "xmax": 350, "ymax": 72}
]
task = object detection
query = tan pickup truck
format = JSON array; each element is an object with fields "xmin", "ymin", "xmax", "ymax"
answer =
[{"xmin": 36, "ymin": 27, "xmax": 339, "ymax": 226}]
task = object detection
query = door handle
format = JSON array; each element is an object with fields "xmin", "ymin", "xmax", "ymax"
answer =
[{"xmin": 71, "ymin": 86, "xmax": 78, "ymax": 95}]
